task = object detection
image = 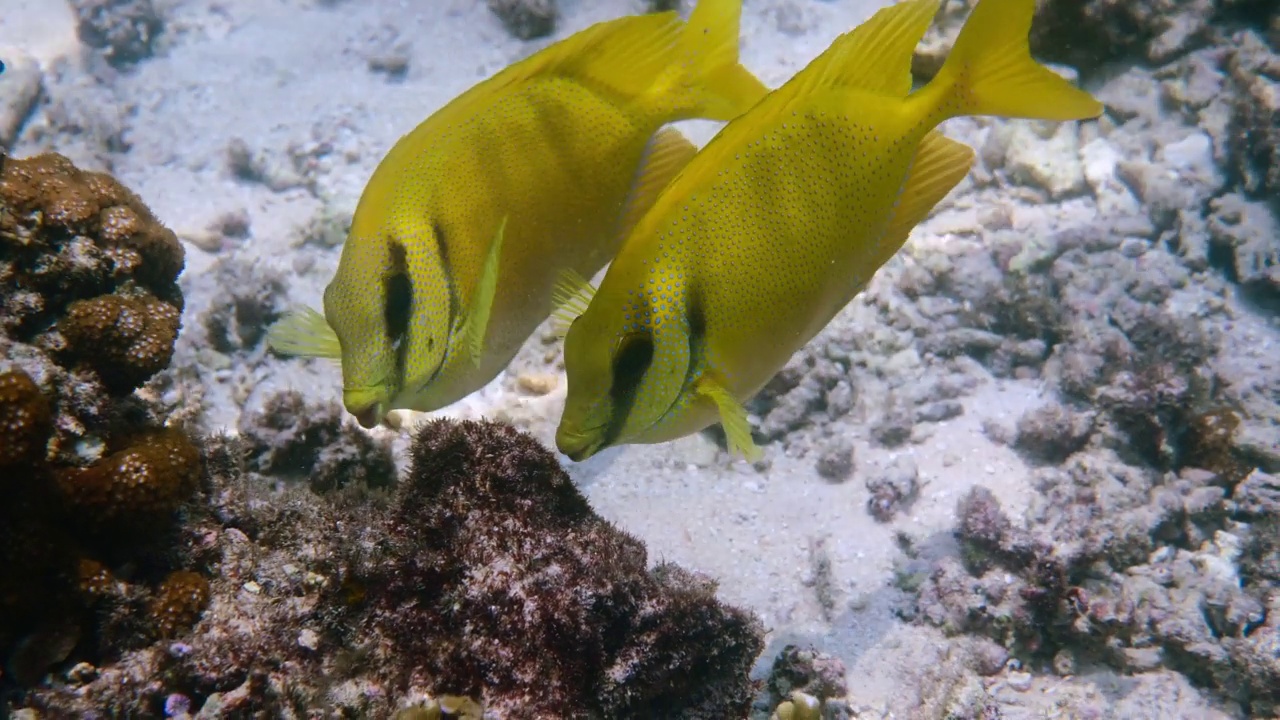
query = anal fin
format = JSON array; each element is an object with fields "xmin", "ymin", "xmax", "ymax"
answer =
[
  {"xmin": 694, "ymin": 374, "xmax": 762, "ymax": 462},
  {"xmin": 461, "ymin": 215, "xmax": 507, "ymax": 366},
  {"xmin": 875, "ymin": 130, "xmax": 975, "ymax": 264}
]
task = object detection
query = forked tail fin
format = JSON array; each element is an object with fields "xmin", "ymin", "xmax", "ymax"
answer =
[{"xmin": 924, "ymin": 0, "xmax": 1103, "ymax": 122}]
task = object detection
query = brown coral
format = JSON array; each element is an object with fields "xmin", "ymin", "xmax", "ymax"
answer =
[
  {"xmin": 0, "ymin": 151, "xmax": 183, "ymax": 292},
  {"xmin": 56, "ymin": 428, "xmax": 200, "ymax": 525},
  {"xmin": 0, "ymin": 368, "xmax": 52, "ymax": 466},
  {"xmin": 59, "ymin": 293, "xmax": 181, "ymax": 393},
  {"xmin": 0, "ymin": 151, "xmax": 198, "ymax": 690},
  {"xmin": 151, "ymin": 570, "xmax": 210, "ymax": 639}
]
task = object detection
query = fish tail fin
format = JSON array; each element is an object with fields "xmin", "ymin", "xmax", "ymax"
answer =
[
  {"xmin": 266, "ymin": 306, "xmax": 343, "ymax": 361},
  {"xmin": 658, "ymin": 0, "xmax": 768, "ymax": 121},
  {"xmin": 923, "ymin": 0, "xmax": 1103, "ymax": 122}
]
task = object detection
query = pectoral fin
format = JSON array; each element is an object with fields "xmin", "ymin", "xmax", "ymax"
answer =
[
  {"xmin": 694, "ymin": 374, "xmax": 762, "ymax": 462},
  {"xmin": 266, "ymin": 306, "xmax": 342, "ymax": 361},
  {"xmin": 461, "ymin": 215, "xmax": 506, "ymax": 367}
]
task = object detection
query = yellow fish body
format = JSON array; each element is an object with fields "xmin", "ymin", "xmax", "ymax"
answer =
[
  {"xmin": 268, "ymin": 0, "xmax": 767, "ymax": 428},
  {"xmin": 554, "ymin": 0, "xmax": 1104, "ymax": 461}
]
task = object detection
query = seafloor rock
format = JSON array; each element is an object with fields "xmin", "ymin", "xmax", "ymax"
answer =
[
  {"xmin": 0, "ymin": 50, "xmax": 42, "ymax": 149},
  {"xmin": 914, "ymin": 423, "xmax": 1277, "ymax": 715},
  {"xmin": 487, "ymin": 0, "xmax": 557, "ymax": 41},
  {"xmin": 198, "ymin": 250, "xmax": 289, "ymax": 354},
  {"xmin": 19, "ymin": 420, "xmax": 765, "ymax": 718},
  {"xmin": 1226, "ymin": 29, "xmax": 1280, "ymax": 202},
  {"xmin": 237, "ymin": 389, "xmax": 396, "ymax": 494},
  {"xmin": 358, "ymin": 419, "xmax": 765, "ymax": 718},
  {"xmin": 915, "ymin": 0, "xmax": 1275, "ymax": 77},
  {"xmin": 68, "ymin": 0, "xmax": 164, "ymax": 67}
]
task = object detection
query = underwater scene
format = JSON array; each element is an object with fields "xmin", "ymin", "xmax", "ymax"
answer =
[{"xmin": 1, "ymin": 0, "xmax": 1278, "ymax": 717}]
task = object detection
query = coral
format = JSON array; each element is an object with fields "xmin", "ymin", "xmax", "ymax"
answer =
[
  {"xmin": 238, "ymin": 389, "xmax": 395, "ymax": 493},
  {"xmin": 0, "ymin": 368, "xmax": 52, "ymax": 466},
  {"xmin": 151, "ymin": 570, "xmax": 211, "ymax": 639},
  {"xmin": 487, "ymin": 0, "xmax": 557, "ymax": 40},
  {"xmin": 55, "ymin": 428, "xmax": 200, "ymax": 526},
  {"xmin": 0, "ymin": 151, "xmax": 200, "ymax": 689},
  {"xmin": 69, "ymin": 0, "xmax": 165, "ymax": 67},
  {"xmin": 60, "ymin": 293, "xmax": 181, "ymax": 393},
  {"xmin": 1, "ymin": 151, "xmax": 183, "ymax": 310}
]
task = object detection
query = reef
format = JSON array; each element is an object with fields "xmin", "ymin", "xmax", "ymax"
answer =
[
  {"xmin": 0, "ymin": 150, "xmax": 205, "ymax": 690},
  {"xmin": 16, "ymin": 418, "xmax": 764, "ymax": 718},
  {"xmin": 912, "ymin": 451, "xmax": 1279, "ymax": 714}
]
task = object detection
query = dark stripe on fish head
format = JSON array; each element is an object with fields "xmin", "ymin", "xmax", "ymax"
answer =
[{"xmin": 598, "ymin": 329, "xmax": 656, "ymax": 452}]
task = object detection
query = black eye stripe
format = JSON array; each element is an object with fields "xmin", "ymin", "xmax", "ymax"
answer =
[
  {"xmin": 599, "ymin": 331, "xmax": 654, "ymax": 449},
  {"xmin": 385, "ymin": 240, "xmax": 412, "ymax": 375}
]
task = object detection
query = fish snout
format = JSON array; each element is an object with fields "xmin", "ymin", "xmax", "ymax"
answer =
[{"xmin": 555, "ymin": 429, "xmax": 599, "ymax": 463}]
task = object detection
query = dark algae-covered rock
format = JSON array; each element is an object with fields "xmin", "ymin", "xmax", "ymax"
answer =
[{"xmin": 17, "ymin": 419, "xmax": 764, "ymax": 718}]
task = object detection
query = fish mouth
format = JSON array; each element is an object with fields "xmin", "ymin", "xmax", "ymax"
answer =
[
  {"xmin": 345, "ymin": 386, "xmax": 392, "ymax": 429},
  {"xmin": 556, "ymin": 428, "xmax": 604, "ymax": 462},
  {"xmin": 354, "ymin": 405, "xmax": 384, "ymax": 429}
]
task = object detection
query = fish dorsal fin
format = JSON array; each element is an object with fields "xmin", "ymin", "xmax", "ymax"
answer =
[
  {"xmin": 460, "ymin": 215, "xmax": 507, "ymax": 366},
  {"xmin": 796, "ymin": 0, "xmax": 940, "ymax": 100},
  {"xmin": 526, "ymin": 12, "xmax": 683, "ymax": 100},
  {"xmin": 615, "ymin": 127, "xmax": 699, "ymax": 250},
  {"xmin": 874, "ymin": 130, "xmax": 974, "ymax": 265},
  {"xmin": 550, "ymin": 268, "xmax": 597, "ymax": 339},
  {"xmin": 416, "ymin": 13, "xmax": 682, "ymax": 136},
  {"xmin": 693, "ymin": 373, "xmax": 762, "ymax": 462},
  {"xmin": 266, "ymin": 306, "xmax": 342, "ymax": 361}
]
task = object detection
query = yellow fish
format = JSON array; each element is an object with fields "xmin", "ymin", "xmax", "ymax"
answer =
[
  {"xmin": 553, "ymin": 0, "xmax": 1103, "ymax": 462},
  {"xmin": 267, "ymin": 0, "xmax": 767, "ymax": 428}
]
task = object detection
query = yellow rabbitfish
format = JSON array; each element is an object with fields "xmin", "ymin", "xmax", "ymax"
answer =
[
  {"xmin": 267, "ymin": 0, "xmax": 767, "ymax": 428},
  {"xmin": 554, "ymin": 0, "xmax": 1104, "ymax": 461}
]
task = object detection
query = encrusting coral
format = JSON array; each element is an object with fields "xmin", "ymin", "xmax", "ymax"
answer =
[
  {"xmin": 0, "ymin": 150, "xmax": 205, "ymax": 688},
  {"xmin": 17, "ymin": 419, "xmax": 765, "ymax": 718}
]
